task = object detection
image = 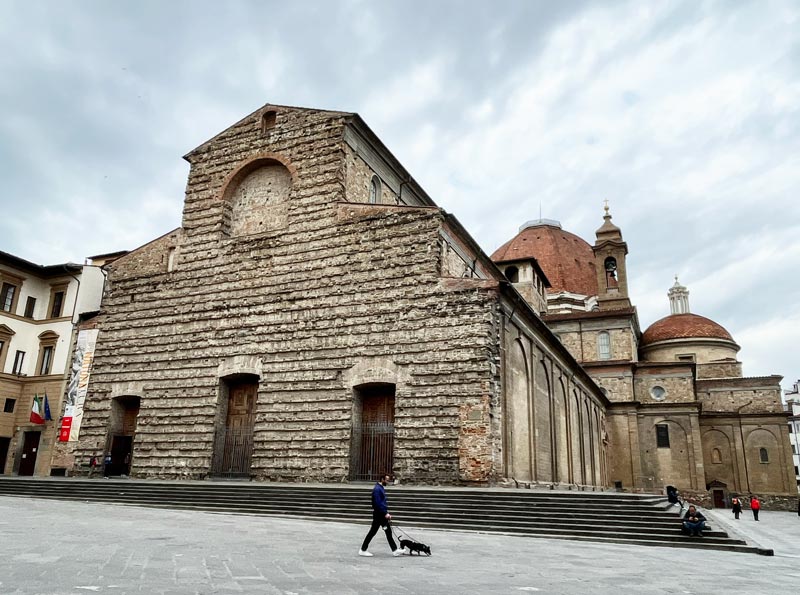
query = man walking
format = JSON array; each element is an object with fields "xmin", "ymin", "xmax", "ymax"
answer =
[{"xmin": 359, "ymin": 474, "xmax": 408, "ymax": 557}]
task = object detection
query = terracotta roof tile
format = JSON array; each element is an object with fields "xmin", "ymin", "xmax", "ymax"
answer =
[
  {"xmin": 641, "ymin": 313, "xmax": 734, "ymax": 346},
  {"xmin": 491, "ymin": 223, "xmax": 598, "ymax": 296}
]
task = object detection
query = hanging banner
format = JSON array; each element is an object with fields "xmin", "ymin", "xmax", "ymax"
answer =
[{"xmin": 59, "ymin": 328, "xmax": 99, "ymax": 442}]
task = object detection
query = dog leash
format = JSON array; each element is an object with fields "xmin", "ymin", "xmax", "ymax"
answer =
[{"xmin": 391, "ymin": 522, "xmax": 419, "ymax": 543}]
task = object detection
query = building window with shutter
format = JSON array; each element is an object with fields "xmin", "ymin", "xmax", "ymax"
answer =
[
  {"xmin": 12, "ymin": 350, "xmax": 25, "ymax": 375},
  {"xmin": 24, "ymin": 296, "xmax": 36, "ymax": 318}
]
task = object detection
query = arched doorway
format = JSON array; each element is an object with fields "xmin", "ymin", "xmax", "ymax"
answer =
[
  {"xmin": 106, "ymin": 395, "xmax": 140, "ymax": 477},
  {"xmin": 350, "ymin": 383, "xmax": 395, "ymax": 481},
  {"xmin": 212, "ymin": 375, "xmax": 258, "ymax": 478}
]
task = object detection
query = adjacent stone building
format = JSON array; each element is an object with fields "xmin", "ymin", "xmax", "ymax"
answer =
[
  {"xmin": 492, "ymin": 211, "xmax": 796, "ymax": 505},
  {"xmin": 71, "ymin": 105, "xmax": 609, "ymax": 487}
]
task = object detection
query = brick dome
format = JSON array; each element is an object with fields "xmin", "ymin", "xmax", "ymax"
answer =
[
  {"xmin": 491, "ymin": 220, "xmax": 598, "ymax": 296},
  {"xmin": 640, "ymin": 313, "xmax": 734, "ymax": 346}
]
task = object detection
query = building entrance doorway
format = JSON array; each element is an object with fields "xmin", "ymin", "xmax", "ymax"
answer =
[
  {"xmin": 105, "ymin": 396, "xmax": 140, "ymax": 477},
  {"xmin": 212, "ymin": 376, "xmax": 257, "ymax": 478},
  {"xmin": 712, "ymin": 489, "xmax": 726, "ymax": 508},
  {"xmin": 18, "ymin": 431, "xmax": 40, "ymax": 476},
  {"xmin": 350, "ymin": 384, "xmax": 395, "ymax": 481},
  {"xmin": 0, "ymin": 437, "xmax": 9, "ymax": 474}
]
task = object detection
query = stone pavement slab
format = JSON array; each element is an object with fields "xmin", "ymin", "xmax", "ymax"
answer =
[{"xmin": 2, "ymin": 496, "xmax": 800, "ymax": 594}]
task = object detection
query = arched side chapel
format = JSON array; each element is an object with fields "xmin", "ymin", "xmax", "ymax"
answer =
[
  {"xmin": 493, "ymin": 207, "xmax": 796, "ymax": 504},
  {"xmin": 501, "ymin": 309, "xmax": 608, "ymax": 488}
]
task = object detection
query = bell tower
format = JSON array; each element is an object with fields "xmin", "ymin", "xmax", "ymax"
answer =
[{"xmin": 592, "ymin": 202, "xmax": 632, "ymax": 311}]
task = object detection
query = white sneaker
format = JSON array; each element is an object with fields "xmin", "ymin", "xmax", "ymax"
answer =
[
  {"xmin": 393, "ymin": 547, "xmax": 410, "ymax": 556},
  {"xmin": 358, "ymin": 550, "xmax": 373, "ymax": 557}
]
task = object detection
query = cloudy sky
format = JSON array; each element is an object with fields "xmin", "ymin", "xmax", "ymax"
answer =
[{"xmin": 1, "ymin": 1, "xmax": 798, "ymax": 391}]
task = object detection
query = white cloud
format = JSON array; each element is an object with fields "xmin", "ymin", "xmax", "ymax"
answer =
[{"xmin": 1, "ymin": 0, "xmax": 798, "ymax": 388}]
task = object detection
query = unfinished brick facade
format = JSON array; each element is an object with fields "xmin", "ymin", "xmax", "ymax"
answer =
[{"xmin": 73, "ymin": 105, "xmax": 607, "ymax": 487}]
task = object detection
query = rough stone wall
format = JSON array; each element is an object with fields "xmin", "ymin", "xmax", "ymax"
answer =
[
  {"xmin": 344, "ymin": 146, "xmax": 400, "ymax": 205},
  {"xmin": 606, "ymin": 409, "xmax": 636, "ymax": 488},
  {"xmin": 74, "ymin": 107, "xmax": 501, "ymax": 484},
  {"xmin": 700, "ymin": 417, "xmax": 796, "ymax": 495},
  {"xmin": 589, "ymin": 370, "xmax": 635, "ymax": 402},
  {"xmin": 696, "ymin": 361, "xmax": 742, "ymax": 379},
  {"xmin": 633, "ymin": 370, "xmax": 695, "ymax": 403},
  {"xmin": 547, "ymin": 317, "xmax": 637, "ymax": 365},
  {"xmin": 697, "ymin": 380, "xmax": 785, "ymax": 414},
  {"xmin": 642, "ymin": 342, "xmax": 738, "ymax": 364},
  {"xmin": 637, "ymin": 410, "xmax": 703, "ymax": 491},
  {"xmin": 440, "ymin": 240, "xmax": 472, "ymax": 278}
]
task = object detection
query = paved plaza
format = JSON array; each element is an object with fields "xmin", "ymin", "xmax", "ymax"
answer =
[{"xmin": 2, "ymin": 496, "xmax": 800, "ymax": 595}]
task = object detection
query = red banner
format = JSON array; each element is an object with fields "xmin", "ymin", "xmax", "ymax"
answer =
[{"xmin": 58, "ymin": 416, "xmax": 73, "ymax": 442}]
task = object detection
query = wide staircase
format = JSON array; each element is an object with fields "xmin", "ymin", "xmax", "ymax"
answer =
[{"xmin": 0, "ymin": 477, "xmax": 769, "ymax": 555}]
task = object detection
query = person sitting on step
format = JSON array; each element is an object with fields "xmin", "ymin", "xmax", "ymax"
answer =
[{"xmin": 682, "ymin": 505, "xmax": 707, "ymax": 537}]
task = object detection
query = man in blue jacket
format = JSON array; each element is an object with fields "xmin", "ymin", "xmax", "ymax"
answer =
[{"xmin": 359, "ymin": 474, "xmax": 408, "ymax": 557}]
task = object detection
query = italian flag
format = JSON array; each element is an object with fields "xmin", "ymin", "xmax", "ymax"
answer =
[{"xmin": 30, "ymin": 395, "xmax": 45, "ymax": 424}]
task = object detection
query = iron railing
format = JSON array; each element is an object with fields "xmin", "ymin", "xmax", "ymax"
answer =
[{"xmin": 350, "ymin": 422, "xmax": 394, "ymax": 481}]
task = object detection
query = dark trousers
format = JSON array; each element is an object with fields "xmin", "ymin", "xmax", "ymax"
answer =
[
  {"xmin": 683, "ymin": 520, "xmax": 705, "ymax": 536},
  {"xmin": 753, "ymin": 509, "xmax": 759, "ymax": 521},
  {"xmin": 734, "ymin": 511, "xmax": 740, "ymax": 519},
  {"xmin": 361, "ymin": 512, "xmax": 397, "ymax": 552}
]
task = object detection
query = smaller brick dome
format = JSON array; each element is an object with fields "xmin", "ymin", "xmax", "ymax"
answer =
[
  {"xmin": 491, "ymin": 220, "xmax": 598, "ymax": 297},
  {"xmin": 641, "ymin": 313, "xmax": 734, "ymax": 346}
]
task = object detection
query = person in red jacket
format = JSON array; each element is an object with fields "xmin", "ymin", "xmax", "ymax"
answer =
[{"xmin": 750, "ymin": 496, "xmax": 761, "ymax": 521}]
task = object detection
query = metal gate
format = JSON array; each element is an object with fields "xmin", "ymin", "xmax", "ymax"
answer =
[
  {"xmin": 350, "ymin": 421, "xmax": 394, "ymax": 481},
  {"xmin": 211, "ymin": 428, "xmax": 254, "ymax": 478}
]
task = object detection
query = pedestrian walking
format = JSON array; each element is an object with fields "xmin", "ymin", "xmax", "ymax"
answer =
[
  {"xmin": 87, "ymin": 455, "xmax": 99, "ymax": 478},
  {"xmin": 103, "ymin": 452, "xmax": 112, "ymax": 478},
  {"xmin": 358, "ymin": 474, "xmax": 409, "ymax": 557},
  {"xmin": 750, "ymin": 496, "xmax": 761, "ymax": 521},
  {"xmin": 731, "ymin": 497, "xmax": 742, "ymax": 520}
]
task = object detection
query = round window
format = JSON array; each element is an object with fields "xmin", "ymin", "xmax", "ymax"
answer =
[{"xmin": 650, "ymin": 385, "xmax": 667, "ymax": 401}]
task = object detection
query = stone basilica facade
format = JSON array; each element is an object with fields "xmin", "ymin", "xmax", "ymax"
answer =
[{"xmin": 68, "ymin": 104, "xmax": 795, "ymax": 504}]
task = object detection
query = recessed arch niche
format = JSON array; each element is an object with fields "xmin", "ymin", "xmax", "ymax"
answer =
[{"xmin": 222, "ymin": 158, "xmax": 293, "ymax": 236}]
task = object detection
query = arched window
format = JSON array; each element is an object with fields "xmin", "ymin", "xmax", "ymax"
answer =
[
  {"xmin": 597, "ymin": 331, "xmax": 611, "ymax": 360},
  {"xmin": 505, "ymin": 266, "xmax": 519, "ymax": 283},
  {"xmin": 759, "ymin": 447, "xmax": 769, "ymax": 463},
  {"xmin": 711, "ymin": 448, "xmax": 722, "ymax": 464},
  {"xmin": 369, "ymin": 175, "xmax": 381, "ymax": 204}
]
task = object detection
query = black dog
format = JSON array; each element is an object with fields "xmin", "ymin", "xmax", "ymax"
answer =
[{"xmin": 399, "ymin": 538, "xmax": 432, "ymax": 556}]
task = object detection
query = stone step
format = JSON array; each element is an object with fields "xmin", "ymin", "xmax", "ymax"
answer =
[{"xmin": 0, "ymin": 478, "xmax": 764, "ymax": 554}]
